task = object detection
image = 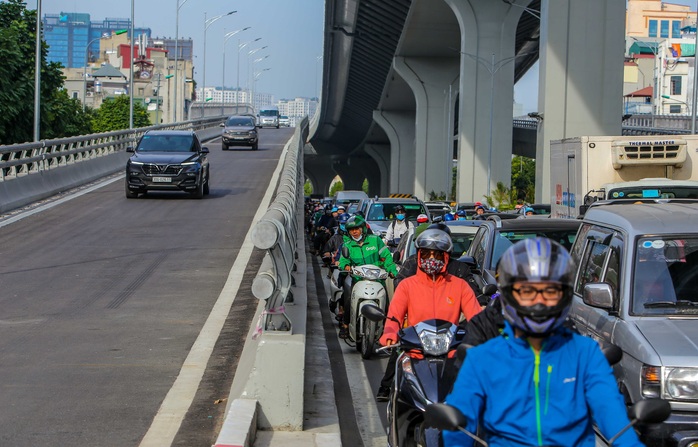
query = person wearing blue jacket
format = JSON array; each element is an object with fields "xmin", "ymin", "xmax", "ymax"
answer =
[{"xmin": 443, "ymin": 237, "xmax": 642, "ymax": 447}]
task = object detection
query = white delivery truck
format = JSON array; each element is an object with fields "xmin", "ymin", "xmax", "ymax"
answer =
[{"xmin": 550, "ymin": 135, "xmax": 698, "ymax": 218}]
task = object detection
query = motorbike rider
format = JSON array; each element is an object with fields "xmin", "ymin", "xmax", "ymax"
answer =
[
  {"xmin": 455, "ymin": 210, "xmax": 467, "ymax": 220},
  {"xmin": 338, "ymin": 215, "xmax": 398, "ymax": 339},
  {"xmin": 385, "ymin": 204, "xmax": 414, "ymax": 247},
  {"xmin": 443, "ymin": 238, "xmax": 642, "ymax": 447},
  {"xmin": 376, "ymin": 229, "xmax": 482, "ymax": 401},
  {"xmin": 395, "ymin": 223, "xmax": 483, "ymax": 297},
  {"xmin": 322, "ymin": 212, "xmax": 350, "ymax": 269}
]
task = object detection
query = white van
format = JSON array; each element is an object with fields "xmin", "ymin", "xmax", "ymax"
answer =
[{"xmin": 334, "ymin": 190, "xmax": 368, "ymax": 209}]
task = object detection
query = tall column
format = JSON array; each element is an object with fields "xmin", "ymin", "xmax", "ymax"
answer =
[
  {"xmin": 393, "ymin": 56, "xmax": 459, "ymax": 201},
  {"xmin": 372, "ymin": 110, "xmax": 416, "ymax": 194},
  {"xmin": 364, "ymin": 143, "xmax": 391, "ymax": 196},
  {"xmin": 446, "ymin": 0, "xmax": 528, "ymax": 204},
  {"xmin": 535, "ymin": 0, "xmax": 625, "ymax": 202}
]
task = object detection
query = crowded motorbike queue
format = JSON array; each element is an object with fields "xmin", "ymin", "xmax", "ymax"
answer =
[{"xmin": 302, "ymin": 199, "xmax": 660, "ymax": 447}]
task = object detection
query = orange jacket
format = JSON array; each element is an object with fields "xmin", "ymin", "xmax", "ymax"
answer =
[{"xmin": 380, "ymin": 253, "xmax": 482, "ymax": 345}]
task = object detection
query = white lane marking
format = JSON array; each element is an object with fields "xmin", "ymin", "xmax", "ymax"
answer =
[
  {"xmin": 0, "ymin": 176, "xmax": 123, "ymax": 228},
  {"xmin": 138, "ymin": 144, "xmax": 290, "ymax": 447}
]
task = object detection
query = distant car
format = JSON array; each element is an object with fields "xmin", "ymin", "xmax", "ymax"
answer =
[
  {"xmin": 568, "ymin": 199, "xmax": 698, "ymax": 447},
  {"xmin": 125, "ymin": 130, "xmax": 210, "ymax": 199},
  {"xmin": 221, "ymin": 115, "xmax": 258, "ymax": 150},
  {"xmin": 460, "ymin": 217, "xmax": 582, "ymax": 291},
  {"xmin": 359, "ymin": 196, "xmax": 430, "ymax": 239},
  {"xmin": 425, "ymin": 201, "xmax": 453, "ymax": 219},
  {"xmin": 279, "ymin": 115, "xmax": 291, "ymax": 127}
]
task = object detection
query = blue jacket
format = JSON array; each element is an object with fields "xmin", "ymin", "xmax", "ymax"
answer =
[{"xmin": 443, "ymin": 323, "xmax": 642, "ymax": 447}]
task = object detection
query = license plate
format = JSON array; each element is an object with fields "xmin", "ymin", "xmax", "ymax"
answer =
[{"xmin": 152, "ymin": 177, "xmax": 172, "ymax": 183}]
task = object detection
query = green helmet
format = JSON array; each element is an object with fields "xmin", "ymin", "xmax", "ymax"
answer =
[{"xmin": 345, "ymin": 215, "xmax": 366, "ymax": 230}]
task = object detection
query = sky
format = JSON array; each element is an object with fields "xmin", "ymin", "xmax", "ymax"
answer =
[{"xmin": 33, "ymin": 0, "xmax": 325, "ymax": 101}]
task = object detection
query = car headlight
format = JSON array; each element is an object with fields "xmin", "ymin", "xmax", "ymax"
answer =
[
  {"xmin": 642, "ymin": 365, "xmax": 698, "ymax": 401},
  {"xmin": 181, "ymin": 161, "xmax": 198, "ymax": 166},
  {"xmin": 418, "ymin": 327, "xmax": 454, "ymax": 356},
  {"xmin": 129, "ymin": 161, "xmax": 144, "ymax": 166},
  {"xmin": 666, "ymin": 367, "xmax": 698, "ymax": 400}
]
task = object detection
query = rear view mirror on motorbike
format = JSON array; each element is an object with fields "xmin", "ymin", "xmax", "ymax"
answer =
[{"xmin": 360, "ymin": 303, "xmax": 386, "ymax": 322}]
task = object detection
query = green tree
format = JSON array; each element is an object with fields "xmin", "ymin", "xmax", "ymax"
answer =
[
  {"xmin": 0, "ymin": 0, "xmax": 93, "ymax": 143},
  {"xmin": 329, "ymin": 180, "xmax": 344, "ymax": 197},
  {"xmin": 304, "ymin": 179, "xmax": 313, "ymax": 196},
  {"xmin": 92, "ymin": 95, "xmax": 150, "ymax": 132},
  {"xmin": 511, "ymin": 155, "xmax": 536, "ymax": 203},
  {"xmin": 483, "ymin": 181, "xmax": 514, "ymax": 211},
  {"xmin": 362, "ymin": 178, "xmax": 369, "ymax": 194}
]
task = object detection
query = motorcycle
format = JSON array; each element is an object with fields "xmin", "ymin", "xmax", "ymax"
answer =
[
  {"xmin": 424, "ymin": 398, "xmax": 671, "ymax": 447},
  {"xmin": 347, "ymin": 264, "xmax": 389, "ymax": 359},
  {"xmin": 361, "ymin": 303, "xmax": 466, "ymax": 447},
  {"xmin": 328, "ymin": 265, "xmax": 344, "ymax": 316}
]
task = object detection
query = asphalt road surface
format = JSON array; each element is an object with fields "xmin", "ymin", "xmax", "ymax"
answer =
[{"xmin": 0, "ymin": 127, "xmax": 294, "ymax": 447}]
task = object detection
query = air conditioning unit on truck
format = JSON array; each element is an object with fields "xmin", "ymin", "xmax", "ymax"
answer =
[{"xmin": 550, "ymin": 135, "xmax": 698, "ymax": 218}]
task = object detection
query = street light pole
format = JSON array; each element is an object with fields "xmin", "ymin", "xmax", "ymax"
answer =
[
  {"xmin": 202, "ymin": 10, "xmax": 237, "ymax": 118},
  {"xmin": 247, "ymin": 45, "xmax": 267, "ymax": 104},
  {"xmin": 238, "ymin": 38, "xmax": 261, "ymax": 111},
  {"xmin": 174, "ymin": 0, "xmax": 192, "ymax": 123},
  {"xmin": 129, "ymin": 0, "xmax": 134, "ymax": 129},
  {"xmin": 33, "ymin": 0, "xmax": 42, "ymax": 142},
  {"xmin": 222, "ymin": 27, "xmax": 250, "ymax": 115},
  {"xmin": 251, "ymin": 58, "xmax": 269, "ymax": 109},
  {"xmin": 661, "ymin": 94, "xmax": 690, "ymax": 114}
]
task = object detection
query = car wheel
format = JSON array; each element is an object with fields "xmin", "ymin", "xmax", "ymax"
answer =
[
  {"xmin": 192, "ymin": 176, "xmax": 204, "ymax": 199},
  {"xmin": 222, "ymin": 143, "xmax": 228, "ymax": 150},
  {"xmin": 203, "ymin": 170, "xmax": 210, "ymax": 195},
  {"xmin": 252, "ymin": 142, "xmax": 258, "ymax": 150},
  {"xmin": 125, "ymin": 181, "xmax": 138, "ymax": 199}
]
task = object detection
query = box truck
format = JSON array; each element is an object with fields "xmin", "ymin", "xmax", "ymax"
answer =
[{"xmin": 550, "ymin": 135, "xmax": 698, "ymax": 218}]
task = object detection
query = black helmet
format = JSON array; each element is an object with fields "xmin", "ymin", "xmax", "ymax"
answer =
[
  {"xmin": 426, "ymin": 222, "xmax": 451, "ymax": 236},
  {"xmin": 414, "ymin": 229, "xmax": 454, "ymax": 253},
  {"xmin": 394, "ymin": 204, "xmax": 406, "ymax": 213},
  {"xmin": 497, "ymin": 237, "xmax": 575, "ymax": 337}
]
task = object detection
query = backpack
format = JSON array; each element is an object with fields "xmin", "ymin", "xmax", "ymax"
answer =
[{"xmin": 390, "ymin": 219, "xmax": 413, "ymax": 236}]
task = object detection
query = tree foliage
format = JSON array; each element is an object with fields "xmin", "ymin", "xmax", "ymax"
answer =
[
  {"xmin": 0, "ymin": 0, "xmax": 93, "ymax": 144},
  {"xmin": 92, "ymin": 95, "xmax": 150, "ymax": 133},
  {"xmin": 511, "ymin": 155, "xmax": 536, "ymax": 203},
  {"xmin": 329, "ymin": 180, "xmax": 344, "ymax": 197}
]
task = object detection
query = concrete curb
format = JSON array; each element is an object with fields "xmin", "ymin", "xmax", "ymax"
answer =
[{"xmin": 212, "ymin": 399, "xmax": 258, "ymax": 447}]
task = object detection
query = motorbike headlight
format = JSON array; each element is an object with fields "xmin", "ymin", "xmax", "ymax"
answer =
[
  {"xmin": 666, "ymin": 367, "xmax": 698, "ymax": 401},
  {"xmin": 418, "ymin": 328, "xmax": 453, "ymax": 356},
  {"xmin": 355, "ymin": 266, "xmax": 383, "ymax": 280}
]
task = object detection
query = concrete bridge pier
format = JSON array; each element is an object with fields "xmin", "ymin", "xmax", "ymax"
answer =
[
  {"xmin": 535, "ymin": 0, "xmax": 625, "ymax": 202},
  {"xmin": 393, "ymin": 56, "xmax": 459, "ymax": 201},
  {"xmin": 447, "ymin": 0, "xmax": 529, "ymax": 203},
  {"xmin": 372, "ymin": 110, "xmax": 416, "ymax": 195}
]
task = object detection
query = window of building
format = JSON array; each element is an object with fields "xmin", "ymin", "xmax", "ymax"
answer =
[
  {"xmin": 72, "ymin": 91, "xmax": 79, "ymax": 99},
  {"xmin": 671, "ymin": 76, "xmax": 682, "ymax": 95},
  {"xmin": 649, "ymin": 20, "xmax": 658, "ymax": 37},
  {"xmin": 660, "ymin": 20, "xmax": 670, "ymax": 38},
  {"xmin": 672, "ymin": 20, "xmax": 681, "ymax": 38},
  {"xmin": 670, "ymin": 104, "xmax": 682, "ymax": 113}
]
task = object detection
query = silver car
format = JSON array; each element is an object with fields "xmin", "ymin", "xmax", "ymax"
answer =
[{"xmin": 568, "ymin": 199, "xmax": 698, "ymax": 447}]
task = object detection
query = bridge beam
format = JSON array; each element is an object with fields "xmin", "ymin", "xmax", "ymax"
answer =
[
  {"xmin": 447, "ymin": 0, "xmax": 528, "ymax": 203},
  {"xmin": 372, "ymin": 110, "xmax": 416, "ymax": 194},
  {"xmin": 393, "ymin": 56, "xmax": 459, "ymax": 201},
  {"xmin": 364, "ymin": 143, "xmax": 390, "ymax": 196},
  {"xmin": 535, "ymin": 0, "xmax": 625, "ymax": 202},
  {"xmin": 305, "ymin": 155, "xmax": 339, "ymax": 197}
]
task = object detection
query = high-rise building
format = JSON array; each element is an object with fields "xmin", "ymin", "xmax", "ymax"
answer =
[{"xmin": 43, "ymin": 13, "xmax": 152, "ymax": 69}]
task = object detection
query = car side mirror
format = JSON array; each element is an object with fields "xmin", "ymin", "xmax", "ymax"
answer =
[
  {"xmin": 582, "ymin": 282, "xmax": 614, "ymax": 309},
  {"xmin": 126, "ymin": 146, "xmax": 135, "ymax": 153},
  {"xmin": 433, "ymin": 216, "xmax": 443, "ymax": 223},
  {"xmin": 578, "ymin": 205, "xmax": 589, "ymax": 217},
  {"xmin": 201, "ymin": 147, "xmax": 210, "ymax": 154},
  {"xmin": 219, "ymin": 122, "xmax": 225, "ymax": 127},
  {"xmin": 458, "ymin": 255, "xmax": 477, "ymax": 268}
]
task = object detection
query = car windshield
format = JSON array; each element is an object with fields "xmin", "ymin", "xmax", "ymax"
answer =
[
  {"xmin": 259, "ymin": 110, "xmax": 278, "ymax": 116},
  {"xmin": 367, "ymin": 203, "xmax": 426, "ymax": 221},
  {"xmin": 137, "ymin": 134, "xmax": 194, "ymax": 152},
  {"xmin": 226, "ymin": 117, "xmax": 254, "ymax": 127},
  {"xmin": 631, "ymin": 236, "xmax": 698, "ymax": 316},
  {"xmin": 489, "ymin": 229, "xmax": 578, "ymax": 269}
]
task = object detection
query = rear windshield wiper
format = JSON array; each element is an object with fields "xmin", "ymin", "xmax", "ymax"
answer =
[{"xmin": 644, "ymin": 300, "xmax": 698, "ymax": 308}]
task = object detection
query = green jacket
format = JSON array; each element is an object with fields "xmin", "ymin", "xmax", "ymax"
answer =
[{"xmin": 339, "ymin": 233, "xmax": 398, "ymax": 276}]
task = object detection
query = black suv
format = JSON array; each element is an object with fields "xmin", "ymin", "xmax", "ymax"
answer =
[
  {"xmin": 221, "ymin": 115, "xmax": 258, "ymax": 150},
  {"xmin": 125, "ymin": 130, "xmax": 210, "ymax": 199},
  {"xmin": 460, "ymin": 217, "xmax": 582, "ymax": 291}
]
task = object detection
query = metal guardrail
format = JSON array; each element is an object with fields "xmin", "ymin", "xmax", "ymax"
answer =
[
  {"xmin": 0, "ymin": 117, "xmax": 225, "ymax": 182},
  {"xmin": 250, "ymin": 117, "xmax": 309, "ymax": 333}
]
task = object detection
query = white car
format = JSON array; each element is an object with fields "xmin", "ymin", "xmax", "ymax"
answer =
[{"xmin": 279, "ymin": 115, "xmax": 291, "ymax": 127}]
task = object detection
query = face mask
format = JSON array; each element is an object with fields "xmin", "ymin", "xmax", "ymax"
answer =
[
  {"xmin": 340, "ymin": 224, "xmax": 346, "ymax": 232},
  {"xmin": 396, "ymin": 213, "xmax": 405, "ymax": 221},
  {"xmin": 351, "ymin": 233, "xmax": 363, "ymax": 241},
  {"xmin": 419, "ymin": 257, "xmax": 445, "ymax": 275}
]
